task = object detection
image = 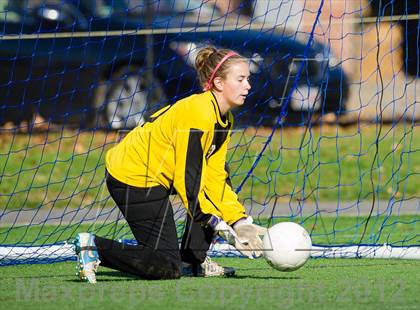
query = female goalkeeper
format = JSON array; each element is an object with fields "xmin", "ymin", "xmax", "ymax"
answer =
[{"xmin": 74, "ymin": 46, "xmax": 267, "ymax": 283}]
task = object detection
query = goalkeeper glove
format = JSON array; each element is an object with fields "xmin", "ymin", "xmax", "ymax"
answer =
[
  {"xmin": 233, "ymin": 216, "xmax": 268, "ymax": 259},
  {"xmin": 207, "ymin": 215, "xmax": 239, "ymax": 245},
  {"xmin": 207, "ymin": 215, "xmax": 267, "ymax": 259}
]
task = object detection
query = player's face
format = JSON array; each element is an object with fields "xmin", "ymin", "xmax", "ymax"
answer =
[{"xmin": 221, "ymin": 61, "xmax": 251, "ymax": 108}]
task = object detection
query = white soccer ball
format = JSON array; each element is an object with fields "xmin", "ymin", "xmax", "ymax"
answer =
[{"xmin": 262, "ymin": 222, "xmax": 312, "ymax": 271}]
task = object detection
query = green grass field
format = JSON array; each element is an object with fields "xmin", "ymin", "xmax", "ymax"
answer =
[
  {"xmin": 1, "ymin": 215, "xmax": 419, "ymax": 309},
  {"xmin": 2, "ymin": 258, "xmax": 420, "ymax": 309}
]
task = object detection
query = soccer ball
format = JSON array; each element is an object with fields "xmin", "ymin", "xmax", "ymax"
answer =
[{"xmin": 262, "ymin": 222, "xmax": 312, "ymax": 271}]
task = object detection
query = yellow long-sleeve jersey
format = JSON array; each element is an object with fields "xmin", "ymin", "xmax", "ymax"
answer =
[{"xmin": 105, "ymin": 91, "xmax": 247, "ymax": 225}]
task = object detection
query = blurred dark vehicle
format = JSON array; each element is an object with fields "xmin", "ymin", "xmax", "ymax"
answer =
[{"xmin": 0, "ymin": 0, "xmax": 349, "ymax": 128}]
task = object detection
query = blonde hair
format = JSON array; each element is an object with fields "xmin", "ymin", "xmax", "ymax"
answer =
[{"xmin": 195, "ymin": 46, "xmax": 246, "ymax": 90}]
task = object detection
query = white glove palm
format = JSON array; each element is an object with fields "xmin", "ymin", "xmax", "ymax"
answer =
[
  {"xmin": 233, "ymin": 217, "xmax": 268, "ymax": 259},
  {"xmin": 208, "ymin": 215, "xmax": 268, "ymax": 259}
]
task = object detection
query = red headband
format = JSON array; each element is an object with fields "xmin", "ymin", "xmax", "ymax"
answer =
[{"xmin": 203, "ymin": 51, "xmax": 238, "ymax": 91}]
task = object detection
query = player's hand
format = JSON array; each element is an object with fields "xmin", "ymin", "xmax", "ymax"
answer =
[
  {"xmin": 208, "ymin": 216, "xmax": 253, "ymax": 257},
  {"xmin": 208, "ymin": 215, "xmax": 267, "ymax": 259},
  {"xmin": 207, "ymin": 215, "xmax": 239, "ymax": 244},
  {"xmin": 233, "ymin": 216, "xmax": 268, "ymax": 259},
  {"xmin": 213, "ymin": 219, "xmax": 238, "ymax": 245}
]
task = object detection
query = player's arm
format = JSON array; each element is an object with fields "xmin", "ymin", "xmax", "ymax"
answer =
[
  {"xmin": 204, "ymin": 122, "xmax": 267, "ymax": 257},
  {"xmin": 172, "ymin": 117, "xmax": 222, "ymax": 224},
  {"xmin": 203, "ymin": 130, "xmax": 247, "ymax": 225}
]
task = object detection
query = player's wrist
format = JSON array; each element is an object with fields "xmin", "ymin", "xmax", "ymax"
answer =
[{"xmin": 207, "ymin": 215, "xmax": 223, "ymax": 230}]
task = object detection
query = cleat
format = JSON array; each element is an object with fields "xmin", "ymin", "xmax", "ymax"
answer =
[
  {"xmin": 182, "ymin": 257, "xmax": 235, "ymax": 277},
  {"xmin": 73, "ymin": 233, "xmax": 100, "ymax": 284}
]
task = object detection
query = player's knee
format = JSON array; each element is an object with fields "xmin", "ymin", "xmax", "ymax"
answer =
[
  {"xmin": 170, "ymin": 266, "xmax": 182, "ymax": 279},
  {"xmin": 160, "ymin": 259, "xmax": 182, "ymax": 279}
]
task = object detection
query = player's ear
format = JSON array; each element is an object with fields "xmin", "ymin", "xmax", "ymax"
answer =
[{"xmin": 213, "ymin": 77, "xmax": 223, "ymax": 91}]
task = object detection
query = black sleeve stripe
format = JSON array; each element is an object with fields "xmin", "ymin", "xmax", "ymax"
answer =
[
  {"xmin": 204, "ymin": 192, "xmax": 221, "ymax": 212},
  {"xmin": 225, "ymin": 163, "xmax": 233, "ymax": 188},
  {"xmin": 185, "ymin": 129, "xmax": 211, "ymax": 223}
]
